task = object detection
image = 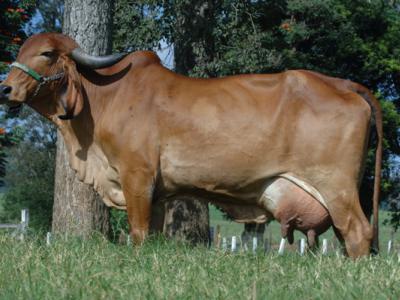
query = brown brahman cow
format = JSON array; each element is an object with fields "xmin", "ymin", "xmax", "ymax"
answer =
[{"xmin": 0, "ymin": 33, "xmax": 382, "ymax": 257}]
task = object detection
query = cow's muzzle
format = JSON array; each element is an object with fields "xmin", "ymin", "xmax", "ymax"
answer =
[
  {"xmin": 0, "ymin": 84, "xmax": 12, "ymax": 102},
  {"xmin": 0, "ymin": 84, "xmax": 22, "ymax": 115}
]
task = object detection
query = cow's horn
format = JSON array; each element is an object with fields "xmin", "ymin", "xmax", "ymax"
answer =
[{"xmin": 71, "ymin": 48, "xmax": 127, "ymax": 69}]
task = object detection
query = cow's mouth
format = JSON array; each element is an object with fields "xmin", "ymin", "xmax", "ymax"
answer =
[{"xmin": 6, "ymin": 101, "xmax": 22, "ymax": 116}]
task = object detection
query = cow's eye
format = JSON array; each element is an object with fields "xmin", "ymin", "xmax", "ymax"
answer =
[{"xmin": 40, "ymin": 51, "xmax": 54, "ymax": 58}]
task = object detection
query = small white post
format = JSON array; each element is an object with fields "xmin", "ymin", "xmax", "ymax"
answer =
[
  {"xmin": 222, "ymin": 237, "xmax": 227, "ymax": 251},
  {"xmin": 46, "ymin": 232, "xmax": 51, "ymax": 245},
  {"xmin": 322, "ymin": 239, "xmax": 328, "ymax": 255},
  {"xmin": 21, "ymin": 209, "xmax": 29, "ymax": 225},
  {"xmin": 252, "ymin": 237, "xmax": 258, "ymax": 253},
  {"xmin": 299, "ymin": 239, "xmax": 306, "ymax": 256},
  {"xmin": 20, "ymin": 209, "xmax": 29, "ymax": 240},
  {"xmin": 388, "ymin": 240, "xmax": 393, "ymax": 254},
  {"xmin": 231, "ymin": 236, "xmax": 237, "ymax": 252},
  {"xmin": 278, "ymin": 238, "xmax": 286, "ymax": 255},
  {"xmin": 127, "ymin": 235, "xmax": 131, "ymax": 246}
]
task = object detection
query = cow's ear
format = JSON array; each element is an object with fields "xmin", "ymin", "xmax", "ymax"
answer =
[{"xmin": 58, "ymin": 56, "xmax": 84, "ymax": 120}]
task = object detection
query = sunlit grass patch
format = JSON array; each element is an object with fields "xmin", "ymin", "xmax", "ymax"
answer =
[{"xmin": 0, "ymin": 234, "xmax": 399, "ymax": 299}]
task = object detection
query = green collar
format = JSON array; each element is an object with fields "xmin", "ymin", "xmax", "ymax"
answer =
[
  {"xmin": 9, "ymin": 61, "xmax": 64, "ymax": 98},
  {"xmin": 10, "ymin": 62, "xmax": 43, "ymax": 82}
]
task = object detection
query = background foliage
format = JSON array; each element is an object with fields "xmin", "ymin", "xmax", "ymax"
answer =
[
  {"xmin": 0, "ymin": 108, "xmax": 56, "ymax": 230},
  {"xmin": 0, "ymin": 0, "xmax": 35, "ymax": 74},
  {"xmin": 0, "ymin": 0, "xmax": 399, "ymax": 231},
  {"xmin": 0, "ymin": 1, "xmax": 56, "ymax": 230}
]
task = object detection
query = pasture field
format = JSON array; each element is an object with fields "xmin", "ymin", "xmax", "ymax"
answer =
[{"xmin": 0, "ymin": 233, "xmax": 400, "ymax": 300}]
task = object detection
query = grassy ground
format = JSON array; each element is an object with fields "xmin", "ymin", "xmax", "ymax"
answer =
[
  {"xmin": 0, "ymin": 234, "xmax": 399, "ymax": 299},
  {"xmin": 0, "ymin": 208, "xmax": 399, "ymax": 299}
]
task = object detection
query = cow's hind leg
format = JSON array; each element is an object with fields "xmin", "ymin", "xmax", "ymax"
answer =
[
  {"xmin": 327, "ymin": 189, "xmax": 372, "ymax": 258},
  {"xmin": 281, "ymin": 219, "xmax": 295, "ymax": 244},
  {"xmin": 306, "ymin": 230, "xmax": 319, "ymax": 249}
]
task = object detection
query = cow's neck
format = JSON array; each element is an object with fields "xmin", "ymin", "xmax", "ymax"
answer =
[
  {"xmin": 58, "ymin": 52, "xmax": 161, "ymax": 170},
  {"xmin": 51, "ymin": 52, "xmax": 161, "ymax": 207},
  {"xmin": 51, "ymin": 75, "xmax": 129, "ymax": 208},
  {"xmin": 55, "ymin": 75, "xmax": 114, "ymax": 187}
]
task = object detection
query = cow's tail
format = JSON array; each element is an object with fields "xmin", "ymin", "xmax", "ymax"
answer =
[{"xmin": 351, "ymin": 83, "xmax": 383, "ymax": 253}]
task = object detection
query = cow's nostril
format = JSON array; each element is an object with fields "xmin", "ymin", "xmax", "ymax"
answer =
[{"xmin": 2, "ymin": 85, "xmax": 12, "ymax": 95}]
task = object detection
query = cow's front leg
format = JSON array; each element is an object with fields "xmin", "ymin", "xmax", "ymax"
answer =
[{"xmin": 122, "ymin": 170, "xmax": 155, "ymax": 245}]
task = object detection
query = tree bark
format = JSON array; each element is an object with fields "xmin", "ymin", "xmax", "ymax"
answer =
[
  {"xmin": 163, "ymin": 197, "xmax": 209, "ymax": 245},
  {"xmin": 52, "ymin": 0, "xmax": 114, "ymax": 237},
  {"xmin": 163, "ymin": 1, "xmax": 215, "ymax": 245}
]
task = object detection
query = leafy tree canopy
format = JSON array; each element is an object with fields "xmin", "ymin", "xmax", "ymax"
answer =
[{"xmin": 0, "ymin": 0, "xmax": 35, "ymax": 75}]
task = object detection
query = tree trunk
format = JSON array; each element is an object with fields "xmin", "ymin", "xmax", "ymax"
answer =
[
  {"xmin": 52, "ymin": 0, "xmax": 114, "ymax": 237},
  {"xmin": 163, "ymin": 197, "xmax": 209, "ymax": 245},
  {"xmin": 163, "ymin": 1, "xmax": 216, "ymax": 245}
]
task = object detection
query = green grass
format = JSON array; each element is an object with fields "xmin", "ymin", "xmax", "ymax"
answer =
[
  {"xmin": 0, "ymin": 208, "xmax": 398, "ymax": 299},
  {"xmin": 0, "ymin": 234, "xmax": 399, "ymax": 299}
]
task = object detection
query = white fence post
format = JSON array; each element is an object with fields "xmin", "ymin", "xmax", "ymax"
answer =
[
  {"xmin": 231, "ymin": 236, "xmax": 237, "ymax": 252},
  {"xmin": 19, "ymin": 209, "xmax": 29, "ymax": 240},
  {"xmin": 278, "ymin": 238, "xmax": 286, "ymax": 255},
  {"xmin": 252, "ymin": 237, "xmax": 258, "ymax": 253},
  {"xmin": 299, "ymin": 239, "xmax": 306, "ymax": 256},
  {"xmin": 388, "ymin": 240, "xmax": 393, "ymax": 254},
  {"xmin": 21, "ymin": 209, "xmax": 29, "ymax": 227},
  {"xmin": 127, "ymin": 235, "xmax": 131, "ymax": 246},
  {"xmin": 322, "ymin": 239, "xmax": 328, "ymax": 255},
  {"xmin": 46, "ymin": 232, "xmax": 51, "ymax": 245}
]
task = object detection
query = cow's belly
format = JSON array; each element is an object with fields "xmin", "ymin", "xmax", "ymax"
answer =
[
  {"xmin": 160, "ymin": 138, "xmax": 286, "ymax": 202},
  {"xmin": 197, "ymin": 175, "xmax": 330, "ymax": 225}
]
